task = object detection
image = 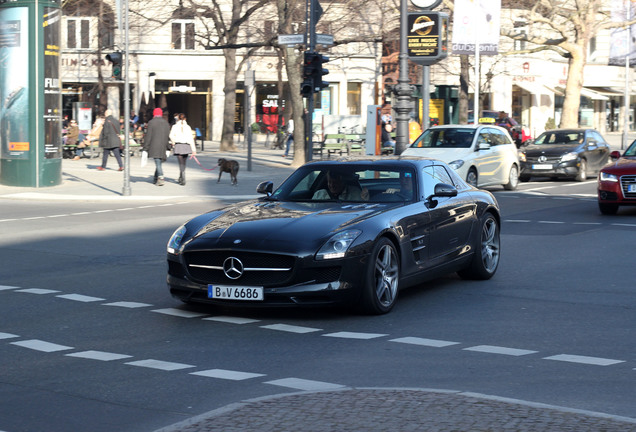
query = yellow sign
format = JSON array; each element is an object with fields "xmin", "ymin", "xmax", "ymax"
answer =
[
  {"xmin": 419, "ymin": 99, "xmax": 445, "ymax": 124},
  {"xmin": 9, "ymin": 142, "xmax": 30, "ymax": 151}
]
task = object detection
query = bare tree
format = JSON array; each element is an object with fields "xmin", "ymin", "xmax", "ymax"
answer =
[{"xmin": 501, "ymin": 0, "xmax": 636, "ymax": 128}]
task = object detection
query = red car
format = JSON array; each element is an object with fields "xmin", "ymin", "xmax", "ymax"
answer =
[{"xmin": 597, "ymin": 139, "xmax": 636, "ymax": 215}]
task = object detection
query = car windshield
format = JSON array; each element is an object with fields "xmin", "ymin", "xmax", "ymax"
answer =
[
  {"xmin": 270, "ymin": 165, "xmax": 417, "ymax": 203},
  {"xmin": 410, "ymin": 128, "xmax": 475, "ymax": 149},
  {"xmin": 534, "ymin": 131, "xmax": 583, "ymax": 145},
  {"xmin": 625, "ymin": 140, "xmax": 636, "ymax": 157}
]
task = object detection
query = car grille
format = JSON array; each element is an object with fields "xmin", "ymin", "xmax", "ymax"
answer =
[
  {"xmin": 182, "ymin": 251, "xmax": 340, "ymax": 287},
  {"xmin": 620, "ymin": 175, "xmax": 636, "ymax": 199},
  {"xmin": 525, "ymin": 155, "xmax": 561, "ymax": 164}
]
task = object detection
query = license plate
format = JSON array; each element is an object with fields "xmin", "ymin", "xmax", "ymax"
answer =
[
  {"xmin": 629, "ymin": 184, "xmax": 636, "ymax": 193},
  {"xmin": 208, "ymin": 285, "xmax": 264, "ymax": 301},
  {"xmin": 532, "ymin": 164, "xmax": 552, "ymax": 170}
]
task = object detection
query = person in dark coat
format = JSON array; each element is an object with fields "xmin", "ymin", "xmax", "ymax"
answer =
[
  {"xmin": 97, "ymin": 109, "xmax": 123, "ymax": 171},
  {"xmin": 143, "ymin": 107, "xmax": 172, "ymax": 186}
]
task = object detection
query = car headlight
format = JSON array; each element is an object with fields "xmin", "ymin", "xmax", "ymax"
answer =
[
  {"xmin": 518, "ymin": 152, "xmax": 526, "ymax": 162},
  {"xmin": 167, "ymin": 225, "xmax": 187, "ymax": 254},
  {"xmin": 316, "ymin": 230, "xmax": 362, "ymax": 260},
  {"xmin": 599, "ymin": 171, "xmax": 618, "ymax": 182},
  {"xmin": 449, "ymin": 160, "xmax": 465, "ymax": 169},
  {"xmin": 560, "ymin": 152, "xmax": 578, "ymax": 162}
]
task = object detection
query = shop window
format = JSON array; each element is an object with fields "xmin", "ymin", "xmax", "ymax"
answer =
[
  {"xmin": 347, "ymin": 82, "xmax": 361, "ymax": 115},
  {"xmin": 172, "ymin": 21, "xmax": 195, "ymax": 50},
  {"xmin": 66, "ymin": 17, "xmax": 91, "ymax": 49}
]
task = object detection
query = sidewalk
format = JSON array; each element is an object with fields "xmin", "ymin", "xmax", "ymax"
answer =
[
  {"xmin": 155, "ymin": 388, "xmax": 636, "ymax": 432},
  {"xmin": 0, "ymin": 135, "xmax": 297, "ymax": 202}
]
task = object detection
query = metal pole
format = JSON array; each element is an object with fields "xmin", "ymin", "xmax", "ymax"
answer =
[
  {"xmin": 422, "ymin": 66, "xmax": 430, "ymax": 130},
  {"xmin": 473, "ymin": 29, "xmax": 480, "ymax": 122},
  {"xmin": 122, "ymin": 0, "xmax": 131, "ymax": 196},
  {"xmin": 305, "ymin": 0, "xmax": 316, "ymax": 162},
  {"xmin": 395, "ymin": 0, "xmax": 411, "ymax": 154},
  {"xmin": 623, "ymin": 4, "xmax": 631, "ymax": 151}
]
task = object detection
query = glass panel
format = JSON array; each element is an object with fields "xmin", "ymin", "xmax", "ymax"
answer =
[
  {"xmin": 171, "ymin": 23, "xmax": 181, "ymax": 49},
  {"xmin": 67, "ymin": 20, "xmax": 76, "ymax": 48},
  {"xmin": 347, "ymin": 82, "xmax": 361, "ymax": 115},
  {"xmin": 80, "ymin": 19, "xmax": 89, "ymax": 48}
]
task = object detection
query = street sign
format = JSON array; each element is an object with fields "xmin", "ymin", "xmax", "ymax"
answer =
[
  {"xmin": 407, "ymin": 12, "xmax": 449, "ymax": 66},
  {"xmin": 278, "ymin": 34, "xmax": 305, "ymax": 45},
  {"xmin": 316, "ymin": 34, "xmax": 334, "ymax": 46}
]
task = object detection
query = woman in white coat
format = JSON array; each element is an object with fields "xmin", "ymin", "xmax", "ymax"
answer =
[{"xmin": 169, "ymin": 113, "xmax": 197, "ymax": 185}]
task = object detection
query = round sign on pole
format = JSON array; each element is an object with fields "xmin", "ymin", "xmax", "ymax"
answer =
[{"xmin": 410, "ymin": 0, "xmax": 443, "ymax": 9}]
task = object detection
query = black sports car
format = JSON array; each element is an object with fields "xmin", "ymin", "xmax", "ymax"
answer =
[{"xmin": 167, "ymin": 158, "xmax": 501, "ymax": 314}]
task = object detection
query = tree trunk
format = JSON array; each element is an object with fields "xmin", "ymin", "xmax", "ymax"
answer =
[
  {"xmin": 220, "ymin": 48, "xmax": 238, "ymax": 151},
  {"xmin": 458, "ymin": 55, "xmax": 470, "ymax": 124},
  {"xmin": 560, "ymin": 46, "xmax": 586, "ymax": 128}
]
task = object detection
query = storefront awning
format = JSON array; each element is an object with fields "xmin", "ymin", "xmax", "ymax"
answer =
[
  {"xmin": 552, "ymin": 86, "xmax": 609, "ymax": 100},
  {"xmin": 585, "ymin": 86, "xmax": 636, "ymax": 97},
  {"xmin": 513, "ymin": 81, "xmax": 553, "ymax": 95}
]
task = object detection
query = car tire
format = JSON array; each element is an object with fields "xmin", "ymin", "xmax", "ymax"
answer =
[
  {"xmin": 503, "ymin": 164, "xmax": 519, "ymax": 190},
  {"xmin": 360, "ymin": 237, "xmax": 399, "ymax": 315},
  {"xmin": 458, "ymin": 212, "xmax": 500, "ymax": 280},
  {"xmin": 466, "ymin": 168, "xmax": 478, "ymax": 187},
  {"xmin": 576, "ymin": 159, "xmax": 587, "ymax": 182},
  {"xmin": 599, "ymin": 202, "xmax": 619, "ymax": 215}
]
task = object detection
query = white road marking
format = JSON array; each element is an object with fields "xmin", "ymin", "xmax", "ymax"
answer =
[
  {"xmin": 0, "ymin": 285, "xmax": 18, "ymax": 291},
  {"xmin": 190, "ymin": 369, "xmax": 265, "ymax": 380},
  {"xmin": 11, "ymin": 339, "xmax": 73, "ymax": 352},
  {"xmin": 15, "ymin": 288, "xmax": 60, "ymax": 295},
  {"xmin": 260, "ymin": 324, "xmax": 322, "ymax": 333},
  {"xmin": 573, "ymin": 222, "xmax": 602, "ymax": 225},
  {"xmin": 612, "ymin": 223, "xmax": 636, "ymax": 227},
  {"xmin": 0, "ymin": 332, "xmax": 19, "ymax": 340},
  {"xmin": 504, "ymin": 219, "xmax": 530, "ymax": 223},
  {"xmin": 56, "ymin": 294, "xmax": 105, "ymax": 303},
  {"xmin": 265, "ymin": 378, "xmax": 346, "ymax": 391},
  {"xmin": 125, "ymin": 359, "xmax": 196, "ymax": 371},
  {"xmin": 204, "ymin": 316, "xmax": 260, "ymax": 324},
  {"xmin": 543, "ymin": 354, "xmax": 625, "ymax": 366},
  {"xmin": 103, "ymin": 301, "xmax": 153, "ymax": 308},
  {"xmin": 66, "ymin": 350, "xmax": 132, "ymax": 361},
  {"xmin": 151, "ymin": 308, "xmax": 209, "ymax": 318},
  {"xmin": 538, "ymin": 220, "xmax": 565, "ymax": 224},
  {"xmin": 390, "ymin": 337, "xmax": 460, "ymax": 348},
  {"xmin": 323, "ymin": 331, "xmax": 387, "ymax": 340},
  {"xmin": 464, "ymin": 345, "xmax": 538, "ymax": 356}
]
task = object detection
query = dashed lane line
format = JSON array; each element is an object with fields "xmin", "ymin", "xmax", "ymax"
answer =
[
  {"xmin": 125, "ymin": 359, "xmax": 196, "ymax": 371},
  {"xmin": 191, "ymin": 369, "xmax": 266, "ymax": 381},
  {"xmin": 543, "ymin": 354, "xmax": 625, "ymax": 366},
  {"xmin": 323, "ymin": 331, "xmax": 388, "ymax": 340},
  {"xmin": 10, "ymin": 339, "xmax": 73, "ymax": 353},
  {"xmin": 66, "ymin": 350, "xmax": 133, "ymax": 361},
  {"xmin": 264, "ymin": 378, "xmax": 346, "ymax": 392},
  {"xmin": 2, "ymin": 285, "xmax": 634, "ymax": 371},
  {"xmin": 260, "ymin": 323, "xmax": 322, "ymax": 334},
  {"xmin": 463, "ymin": 345, "xmax": 539, "ymax": 357},
  {"xmin": 56, "ymin": 294, "xmax": 106, "ymax": 303},
  {"xmin": 389, "ymin": 337, "xmax": 460, "ymax": 348}
]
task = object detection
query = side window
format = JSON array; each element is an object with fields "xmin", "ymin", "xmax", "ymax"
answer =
[
  {"xmin": 433, "ymin": 165, "xmax": 454, "ymax": 186},
  {"xmin": 421, "ymin": 166, "xmax": 438, "ymax": 197},
  {"xmin": 477, "ymin": 130, "xmax": 490, "ymax": 145}
]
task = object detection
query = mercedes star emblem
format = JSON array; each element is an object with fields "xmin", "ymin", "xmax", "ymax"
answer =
[{"xmin": 223, "ymin": 257, "xmax": 244, "ymax": 279}]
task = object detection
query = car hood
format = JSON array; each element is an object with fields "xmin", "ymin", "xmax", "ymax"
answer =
[
  {"xmin": 402, "ymin": 146, "xmax": 473, "ymax": 162},
  {"xmin": 601, "ymin": 156, "xmax": 636, "ymax": 175},
  {"xmin": 521, "ymin": 144, "xmax": 580, "ymax": 156},
  {"xmin": 184, "ymin": 200, "xmax": 390, "ymax": 253}
]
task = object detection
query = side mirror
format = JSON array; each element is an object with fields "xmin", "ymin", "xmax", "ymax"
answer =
[
  {"xmin": 610, "ymin": 150, "xmax": 621, "ymax": 160},
  {"xmin": 257, "ymin": 181, "xmax": 273, "ymax": 196},
  {"xmin": 426, "ymin": 183, "xmax": 458, "ymax": 207},
  {"xmin": 478, "ymin": 142, "xmax": 491, "ymax": 151}
]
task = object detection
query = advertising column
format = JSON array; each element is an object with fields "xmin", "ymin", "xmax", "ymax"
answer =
[{"xmin": 0, "ymin": 0, "xmax": 62, "ymax": 187}]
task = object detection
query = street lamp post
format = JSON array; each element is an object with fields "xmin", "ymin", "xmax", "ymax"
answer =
[{"xmin": 395, "ymin": 0, "xmax": 412, "ymax": 154}]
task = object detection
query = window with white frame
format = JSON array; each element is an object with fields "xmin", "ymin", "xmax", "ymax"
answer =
[
  {"xmin": 172, "ymin": 21, "xmax": 195, "ymax": 50},
  {"xmin": 65, "ymin": 17, "xmax": 92, "ymax": 49}
]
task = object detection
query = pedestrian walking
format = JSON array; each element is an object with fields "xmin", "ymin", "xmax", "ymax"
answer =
[
  {"xmin": 169, "ymin": 113, "xmax": 197, "ymax": 185},
  {"xmin": 283, "ymin": 118, "xmax": 293, "ymax": 158},
  {"xmin": 143, "ymin": 107, "xmax": 171, "ymax": 186},
  {"xmin": 96, "ymin": 109, "xmax": 124, "ymax": 171}
]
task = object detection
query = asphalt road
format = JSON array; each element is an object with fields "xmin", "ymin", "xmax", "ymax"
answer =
[{"xmin": 0, "ymin": 179, "xmax": 635, "ymax": 432}]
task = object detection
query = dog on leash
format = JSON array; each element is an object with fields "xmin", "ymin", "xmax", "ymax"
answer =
[{"xmin": 217, "ymin": 158, "xmax": 239, "ymax": 185}]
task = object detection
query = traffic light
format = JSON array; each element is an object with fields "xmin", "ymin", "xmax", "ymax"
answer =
[
  {"xmin": 300, "ymin": 51, "xmax": 329, "ymax": 97},
  {"xmin": 311, "ymin": 53, "xmax": 329, "ymax": 93},
  {"xmin": 301, "ymin": 51, "xmax": 316, "ymax": 97},
  {"xmin": 105, "ymin": 52, "xmax": 123, "ymax": 80}
]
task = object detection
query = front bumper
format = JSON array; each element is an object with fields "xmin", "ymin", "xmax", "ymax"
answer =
[
  {"xmin": 520, "ymin": 160, "xmax": 579, "ymax": 178},
  {"xmin": 167, "ymin": 252, "xmax": 368, "ymax": 308}
]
